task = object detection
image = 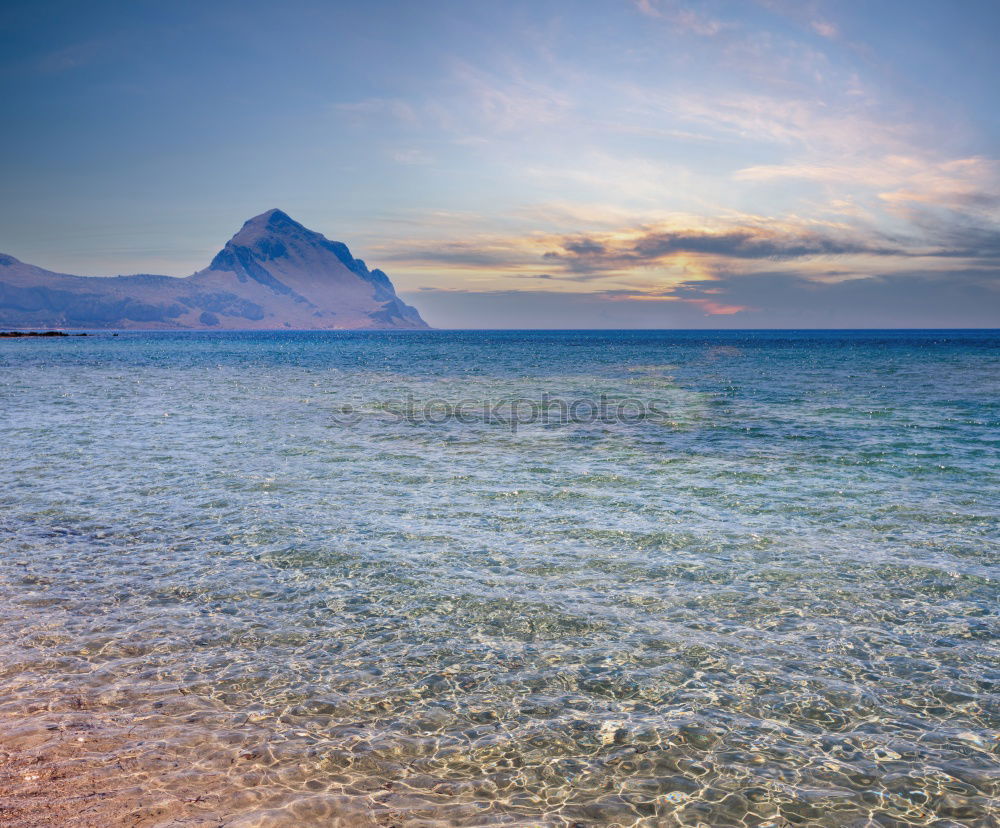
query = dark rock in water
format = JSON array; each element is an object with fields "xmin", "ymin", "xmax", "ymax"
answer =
[
  {"xmin": 0, "ymin": 209, "xmax": 429, "ymax": 330},
  {"xmin": 0, "ymin": 330, "xmax": 87, "ymax": 337}
]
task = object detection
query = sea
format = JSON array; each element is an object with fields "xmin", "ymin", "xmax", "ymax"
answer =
[{"xmin": 0, "ymin": 330, "xmax": 997, "ymax": 826}]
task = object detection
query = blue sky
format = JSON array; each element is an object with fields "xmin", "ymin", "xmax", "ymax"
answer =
[{"xmin": 1, "ymin": 0, "xmax": 998, "ymax": 327}]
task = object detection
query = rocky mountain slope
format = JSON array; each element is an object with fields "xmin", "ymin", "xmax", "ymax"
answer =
[{"xmin": 0, "ymin": 209, "xmax": 428, "ymax": 329}]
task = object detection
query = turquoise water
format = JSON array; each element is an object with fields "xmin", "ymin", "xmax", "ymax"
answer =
[{"xmin": 0, "ymin": 330, "xmax": 997, "ymax": 826}]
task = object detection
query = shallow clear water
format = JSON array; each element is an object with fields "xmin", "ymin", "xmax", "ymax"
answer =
[{"xmin": 1, "ymin": 330, "xmax": 997, "ymax": 826}]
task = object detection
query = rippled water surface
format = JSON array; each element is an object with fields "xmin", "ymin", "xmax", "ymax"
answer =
[{"xmin": 1, "ymin": 330, "xmax": 998, "ymax": 826}]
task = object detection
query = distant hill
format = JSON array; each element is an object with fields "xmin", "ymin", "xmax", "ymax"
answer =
[{"xmin": 0, "ymin": 209, "xmax": 428, "ymax": 329}]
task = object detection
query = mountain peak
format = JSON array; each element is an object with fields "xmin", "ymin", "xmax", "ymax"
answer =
[
  {"xmin": 223, "ymin": 209, "xmax": 315, "ymax": 256},
  {"xmin": 201, "ymin": 211, "xmax": 427, "ymax": 328},
  {"xmin": 259, "ymin": 207, "xmax": 289, "ymax": 220},
  {"xmin": 222, "ymin": 209, "xmax": 342, "ymax": 261},
  {"xmin": 239, "ymin": 208, "xmax": 302, "ymax": 235}
]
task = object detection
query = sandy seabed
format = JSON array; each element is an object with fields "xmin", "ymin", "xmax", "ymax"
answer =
[
  {"xmin": 0, "ymin": 700, "xmax": 406, "ymax": 828},
  {"xmin": 0, "ymin": 707, "xmax": 227, "ymax": 827}
]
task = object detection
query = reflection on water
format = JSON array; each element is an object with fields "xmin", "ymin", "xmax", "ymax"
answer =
[{"xmin": 0, "ymin": 330, "xmax": 997, "ymax": 826}]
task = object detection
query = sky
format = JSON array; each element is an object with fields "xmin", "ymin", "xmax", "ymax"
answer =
[{"xmin": 1, "ymin": 0, "xmax": 999, "ymax": 328}]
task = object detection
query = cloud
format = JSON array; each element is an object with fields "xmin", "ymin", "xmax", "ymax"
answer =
[
  {"xmin": 335, "ymin": 59, "xmax": 577, "ymax": 143},
  {"xmin": 755, "ymin": 0, "xmax": 841, "ymax": 42},
  {"xmin": 370, "ymin": 202, "xmax": 1000, "ymax": 308},
  {"xmin": 674, "ymin": 93, "xmax": 902, "ymax": 153},
  {"xmin": 735, "ymin": 155, "xmax": 1000, "ymax": 259},
  {"xmin": 672, "ymin": 268, "xmax": 1000, "ymax": 325},
  {"xmin": 877, "ymin": 157, "xmax": 1000, "ymax": 211},
  {"xmin": 913, "ymin": 219, "xmax": 1000, "ymax": 260},
  {"xmin": 371, "ymin": 215, "xmax": 902, "ymax": 279},
  {"xmin": 372, "ymin": 235, "xmax": 556, "ymax": 276},
  {"xmin": 402, "ymin": 268, "xmax": 999, "ymax": 329},
  {"xmin": 736, "ymin": 155, "xmax": 1000, "ymax": 209},
  {"xmin": 390, "ymin": 148, "xmax": 433, "ymax": 165},
  {"xmin": 543, "ymin": 222, "xmax": 903, "ymax": 272},
  {"xmin": 632, "ymin": 0, "xmax": 724, "ymax": 34},
  {"xmin": 450, "ymin": 60, "xmax": 574, "ymax": 132},
  {"xmin": 810, "ymin": 20, "xmax": 838, "ymax": 38}
]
